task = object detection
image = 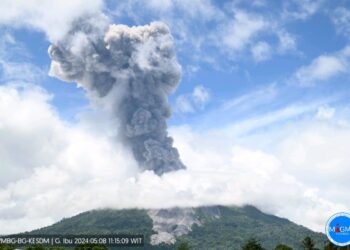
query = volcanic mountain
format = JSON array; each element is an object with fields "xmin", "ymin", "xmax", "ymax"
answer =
[{"xmin": 28, "ymin": 205, "xmax": 326, "ymax": 249}]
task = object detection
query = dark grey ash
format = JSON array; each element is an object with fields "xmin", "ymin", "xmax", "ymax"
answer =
[{"xmin": 48, "ymin": 15, "xmax": 186, "ymax": 175}]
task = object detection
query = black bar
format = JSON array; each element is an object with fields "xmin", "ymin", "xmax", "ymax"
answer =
[{"xmin": 0, "ymin": 235, "xmax": 144, "ymax": 247}]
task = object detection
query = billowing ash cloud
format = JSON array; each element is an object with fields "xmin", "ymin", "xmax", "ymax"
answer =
[{"xmin": 48, "ymin": 15, "xmax": 186, "ymax": 175}]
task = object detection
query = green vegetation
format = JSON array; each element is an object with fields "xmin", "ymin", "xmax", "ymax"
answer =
[
  {"xmin": 302, "ymin": 236, "xmax": 317, "ymax": 250},
  {"xmin": 0, "ymin": 245, "xmax": 15, "ymax": 250},
  {"xmin": 176, "ymin": 241, "xmax": 190, "ymax": 250},
  {"xmin": 31, "ymin": 209, "xmax": 154, "ymax": 238},
  {"xmin": 177, "ymin": 206, "xmax": 325, "ymax": 249},
  {"xmin": 275, "ymin": 244, "xmax": 293, "ymax": 250},
  {"xmin": 241, "ymin": 238, "xmax": 266, "ymax": 250},
  {"xmin": 323, "ymin": 241, "xmax": 350, "ymax": 250},
  {"xmin": 28, "ymin": 205, "xmax": 327, "ymax": 250}
]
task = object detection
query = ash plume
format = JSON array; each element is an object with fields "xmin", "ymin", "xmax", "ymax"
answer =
[{"xmin": 48, "ymin": 15, "xmax": 186, "ymax": 175}]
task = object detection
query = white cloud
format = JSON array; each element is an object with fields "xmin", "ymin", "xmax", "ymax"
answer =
[
  {"xmin": 221, "ymin": 84, "xmax": 277, "ymax": 113},
  {"xmin": 277, "ymin": 30, "xmax": 297, "ymax": 53},
  {"xmin": 331, "ymin": 7, "xmax": 350, "ymax": 38},
  {"xmin": 175, "ymin": 95, "xmax": 195, "ymax": 113},
  {"xmin": 111, "ymin": 1, "xmax": 298, "ymax": 64},
  {"xmin": 1, "ymin": 0, "xmax": 348, "ymax": 236},
  {"xmin": 0, "ymin": 0, "xmax": 104, "ymax": 42},
  {"xmin": 283, "ymin": 0, "xmax": 324, "ymax": 20},
  {"xmin": 192, "ymin": 85, "xmax": 210, "ymax": 106},
  {"xmin": 276, "ymin": 122, "xmax": 350, "ymax": 189},
  {"xmin": 172, "ymin": 122, "xmax": 349, "ymax": 232},
  {"xmin": 0, "ymin": 83, "xmax": 349, "ymax": 234},
  {"xmin": 0, "ymin": 60, "xmax": 45, "ymax": 83},
  {"xmin": 0, "ymin": 33, "xmax": 46, "ymax": 85},
  {"xmin": 316, "ymin": 106, "xmax": 335, "ymax": 120},
  {"xmin": 113, "ymin": 0, "xmax": 220, "ymax": 23},
  {"xmin": 222, "ymin": 10, "xmax": 267, "ymax": 51},
  {"xmin": 250, "ymin": 32, "xmax": 296, "ymax": 63},
  {"xmin": 0, "ymin": 84, "xmax": 61, "ymax": 185},
  {"xmin": 0, "ymin": 84, "xmax": 138, "ymax": 233},
  {"xmin": 293, "ymin": 53, "xmax": 348, "ymax": 86},
  {"xmin": 206, "ymin": 7, "xmax": 298, "ymax": 62},
  {"xmin": 217, "ymin": 101, "xmax": 326, "ymax": 139},
  {"xmin": 175, "ymin": 85, "xmax": 210, "ymax": 113},
  {"xmin": 173, "ymin": 0, "xmax": 219, "ymax": 20},
  {"xmin": 111, "ymin": 0, "xmax": 221, "ymax": 54},
  {"xmin": 251, "ymin": 41, "xmax": 271, "ymax": 62}
]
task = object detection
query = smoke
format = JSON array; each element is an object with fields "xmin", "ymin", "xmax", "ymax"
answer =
[{"xmin": 48, "ymin": 15, "xmax": 186, "ymax": 175}]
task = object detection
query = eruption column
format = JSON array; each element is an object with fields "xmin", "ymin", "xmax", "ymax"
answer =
[{"xmin": 48, "ymin": 15, "xmax": 186, "ymax": 175}]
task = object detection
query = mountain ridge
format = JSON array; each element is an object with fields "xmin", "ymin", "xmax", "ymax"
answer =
[{"xmin": 28, "ymin": 205, "xmax": 327, "ymax": 250}]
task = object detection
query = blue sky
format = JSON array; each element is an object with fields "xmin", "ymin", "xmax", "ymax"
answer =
[
  {"xmin": 1, "ymin": 0, "xmax": 350, "ymax": 235},
  {"xmin": 2, "ymin": 0, "xmax": 350, "ymax": 131}
]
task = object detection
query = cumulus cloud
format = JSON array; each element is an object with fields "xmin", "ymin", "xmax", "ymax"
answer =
[
  {"xmin": 0, "ymin": 83, "xmax": 349, "ymax": 234},
  {"xmin": 0, "ymin": 84, "xmax": 139, "ymax": 233},
  {"xmin": 0, "ymin": 0, "xmax": 104, "ymax": 42},
  {"xmin": 0, "ymin": 85, "xmax": 61, "ymax": 185},
  {"xmin": 250, "ymin": 31, "xmax": 296, "ymax": 62},
  {"xmin": 175, "ymin": 85, "xmax": 210, "ymax": 114},
  {"xmin": 292, "ymin": 47, "xmax": 350, "ymax": 86},
  {"xmin": 222, "ymin": 10, "xmax": 267, "ymax": 52},
  {"xmin": 1, "ymin": 0, "xmax": 349, "ymax": 238},
  {"xmin": 295, "ymin": 55, "xmax": 346, "ymax": 85},
  {"xmin": 212, "ymin": 8, "xmax": 298, "ymax": 61}
]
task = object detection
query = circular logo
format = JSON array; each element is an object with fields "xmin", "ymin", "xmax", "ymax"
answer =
[{"xmin": 326, "ymin": 212, "xmax": 350, "ymax": 246}]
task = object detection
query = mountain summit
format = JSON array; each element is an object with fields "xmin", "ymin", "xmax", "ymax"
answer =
[{"xmin": 29, "ymin": 205, "xmax": 326, "ymax": 249}]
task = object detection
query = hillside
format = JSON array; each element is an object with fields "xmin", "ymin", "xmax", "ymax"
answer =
[{"xmin": 28, "ymin": 205, "xmax": 326, "ymax": 250}]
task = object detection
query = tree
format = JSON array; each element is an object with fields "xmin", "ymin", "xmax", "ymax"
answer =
[
  {"xmin": 275, "ymin": 244, "xmax": 293, "ymax": 250},
  {"xmin": 302, "ymin": 237, "xmax": 315, "ymax": 250},
  {"xmin": 0, "ymin": 245, "xmax": 15, "ymax": 250},
  {"xmin": 324, "ymin": 241, "xmax": 347, "ymax": 250},
  {"xmin": 324, "ymin": 241, "xmax": 336, "ymax": 250},
  {"xmin": 241, "ymin": 239, "xmax": 266, "ymax": 250},
  {"xmin": 177, "ymin": 241, "xmax": 190, "ymax": 250}
]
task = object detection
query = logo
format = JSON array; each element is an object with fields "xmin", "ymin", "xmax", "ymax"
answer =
[{"xmin": 326, "ymin": 212, "xmax": 350, "ymax": 246}]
